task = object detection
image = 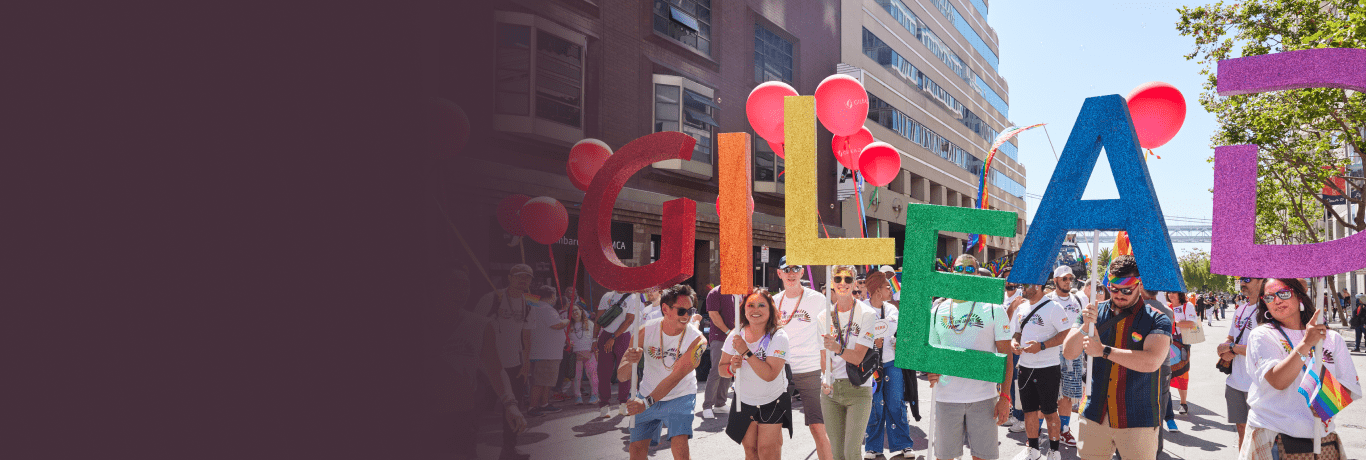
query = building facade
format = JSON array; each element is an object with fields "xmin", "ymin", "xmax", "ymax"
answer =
[{"xmin": 837, "ymin": 0, "xmax": 1027, "ymax": 266}]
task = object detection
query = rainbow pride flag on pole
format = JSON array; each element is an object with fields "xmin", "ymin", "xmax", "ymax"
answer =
[{"xmin": 1297, "ymin": 352, "xmax": 1358, "ymax": 423}]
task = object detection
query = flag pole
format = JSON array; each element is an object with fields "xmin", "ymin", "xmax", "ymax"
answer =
[{"xmin": 1087, "ymin": 230, "xmax": 1099, "ymax": 402}]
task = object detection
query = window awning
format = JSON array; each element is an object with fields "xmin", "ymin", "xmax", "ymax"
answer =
[
  {"xmin": 684, "ymin": 109, "xmax": 718, "ymax": 127},
  {"xmin": 684, "ymin": 91, "xmax": 718, "ymax": 110},
  {"xmin": 670, "ymin": 6, "xmax": 699, "ymax": 31}
]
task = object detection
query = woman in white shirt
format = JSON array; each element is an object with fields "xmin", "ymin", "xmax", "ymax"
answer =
[
  {"xmin": 719, "ymin": 288, "xmax": 791, "ymax": 460},
  {"xmin": 1240, "ymin": 278, "xmax": 1361, "ymax": 460},
  {"xmin": 1166, "ymin": 291, "xmax": 1196, "ymax": 416},
  {"xmin": 816, "ymin": 266, "xmax": 879, "ymax": 460},
  {"xmin": 568, "ymin": 306, "xmax": 599, "ymax": 405}
]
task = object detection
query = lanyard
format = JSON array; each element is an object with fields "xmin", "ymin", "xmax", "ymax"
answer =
[
  {"xmin": 1272, "ymin": 322, "xmax": 1313, "ymax": 368},
  {"xmin": 779, "ymin": 291, "xmax": 804, "ymax": 325},
  {"xmin": 659, "ymin": 323, "xmax": 688, "ymax": 370}
]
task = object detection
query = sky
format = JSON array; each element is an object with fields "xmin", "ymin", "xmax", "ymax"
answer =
[{"xmin": 988, "ymin": 0, "xmax": 1216, "ymax": 259}]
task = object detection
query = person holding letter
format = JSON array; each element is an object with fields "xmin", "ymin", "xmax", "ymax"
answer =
[{"xmin": 618, "ymin": 285, "xmax": 705, "ymax": 460}]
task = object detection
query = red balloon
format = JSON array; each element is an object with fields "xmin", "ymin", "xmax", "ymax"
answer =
[
  {"xmin": 428, "ymin": 98, "xmax": 470, "ymax": 157},
  {"xmin": 815, "ymin": 74, "xmax": 869, "ymax": 137},
  {"xmin": 746, "ymin": 82, "xmax": 799, "ymax": 144},
  {"xmin": 496, "ymin": 194, "xmax": 531, "ymax": 236},
  {"xmin": 833, "ymin": 127, "xmax": 874, "ymax": 171},
  {"xmin": 567, "ymin": 139, "xmax": 612, "ymax": 191},
  {"xmin": 858, "ymin": 142, "xmax": 901, "ymax": 187},
  {"xmin": 768, "ymin": 140, "xmax": 785, "ymax": 159},
  {"xmin": 1126, "ymin": 82, "xmax": 1186, "ymax": 149},
  {"xmin": 520, "ymin": 196, "xmax": 569, "ymax": 245}
]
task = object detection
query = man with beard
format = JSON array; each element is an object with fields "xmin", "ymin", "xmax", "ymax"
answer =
[
  {"xmin": 1046, "ymin": 266, "xmax": 1084, "ymax": 448},
  {"xmin": 1062, "ymin": 256, "xmax": 1171, "ymax": 460},
  {"xmin": 1215, "ymin": 276, "xmax": 1263, "ymax": 451}
]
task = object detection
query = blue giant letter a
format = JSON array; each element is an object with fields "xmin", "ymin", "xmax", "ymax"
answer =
[{"xmin": 1008, "ymin": 95, "xmax": 1184, "ymax": 291}]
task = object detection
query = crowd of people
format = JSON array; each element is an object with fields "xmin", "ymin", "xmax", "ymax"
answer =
[{"xmin": 465, "ymin": 255, "xmax": 1364, "ymax": 460}]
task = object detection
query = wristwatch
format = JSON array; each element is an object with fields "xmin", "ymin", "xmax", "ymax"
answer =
[
  {"xmin": 744, "ymin": 350, "xmax": 754, "ymax": 359},
  {"xmin": 1039, "ymin": 342, "xmax": 1047, "ymax": 351},
  {"xmin": 643, "ymin": 395, "xmax": 656, "ymax": 408},
  {"xmin": 1103, "ymin": 345, "xmax": 1113, "ymax": 359}
]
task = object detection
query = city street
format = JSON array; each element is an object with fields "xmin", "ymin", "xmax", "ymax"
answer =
[{"xmin": 477, "ymin": 313, "xmax": 1366, "ymax": 459}]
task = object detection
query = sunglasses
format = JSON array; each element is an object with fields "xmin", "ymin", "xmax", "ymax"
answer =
[
  {"xmin": 1240, "ymin": 277, "xmax": 1262, "ymax": 284},
  {"xmin": 1262, "ymin": 289, "xmax": 1294, "ymax": 304},
  {"xmin": 1058, "ymin": 276, "xmax": 1075, "ymax": 282},
  {"xmin": 953, "ymin": 266, "xmax": 978, "ymax": 274},
  {"xmin": 833, "ymin": 276, "xmax": 855, "ymax": 284},
  {"xmin": 780, "ymin": 266, "xmax": 803, "ymax": 273},
  {"xmin": 1005, "ymin": 284, "xmax": 1020, "ymax": 291},
  {"xmin": 1108, "ymin": 285, "xmax": 1138, "ymax": 295},
  {"xmin": 852, "ymin": 290, "xmax": 863, "ymax": 296}
]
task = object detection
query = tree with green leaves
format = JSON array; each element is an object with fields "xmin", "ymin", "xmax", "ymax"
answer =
[
  {"xmin": 1177, "ymin": 0, "xmax": 1363, "ymax": 322},
  {"xmin": 1178, "ymin": 249, "xmax": 1235, "ymax": 294}
]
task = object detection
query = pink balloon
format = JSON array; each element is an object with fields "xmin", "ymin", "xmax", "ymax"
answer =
[
  {"xmin": 858, "ymin": 142, "xmax": 901, "ymax": 187},
  {"xmin": 746, "ymin": 82, "xmax": 799, "ymax": 144},
  {"xmin": 496, "ymin": 194, "xmax": 531, "ymax": 236},
  {"xmin": 1126, "ymin": 82, "xmax": 1186, "ymax": 149},
  {"xmin": 520, "ymin": 196, "xmax": 569, "ymax": 245},
  {"xmin": 768, "ymin": 140, "xmax": 785, "ymax": 159},
  {"xmin": 714, "ymin": 196, "xmax": 756, "ymax": 216},
  {"xmin": 428, "ymin": 98, "xmax": 470, "ymax": 157},
  {"xmin": 567, "ymin": 139, "xmax": 612, "ymax": 191},
  {"xmin": 832, "ymin": 127, "xmax": 874, "ymax": 171},
  {"xmin": 815, "ymin": 74, "xmax": 869, "ymax": 136}
]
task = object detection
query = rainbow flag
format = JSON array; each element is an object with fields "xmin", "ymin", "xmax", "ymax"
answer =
[
  {"xmin": 967, "ymin": 123, "xmax": 1046, "ymax": 253},
  {"xmin": 1298, "ymin": 353, "xmax": 1357, "ymax": 422}
]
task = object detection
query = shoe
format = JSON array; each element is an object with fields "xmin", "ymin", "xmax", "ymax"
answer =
[
  {"xmin": 540, "ymin": 404, "xmax": 562, "ymax": 413},
  {"xmin": 526, "ymin": 407, "xmax": 544, "ymax": 417},
  {"xmin": 899, "ymin": 447, "xmax": 915, "ymax": 458},
  {"xmin": 574, "ymin": 396, "xmax": 583, "ymax": 405},
  {"xmin": 864, "ymin": 451, "xmax": 879, "ymax": 459},
  {"xmin": 552, "ymin": 393, "xmax": 570, "ymax": 402},
  {"xmin": 702, "ymin": 409, "xmax": 715, "ymax": 419},
  {"xmin": 499, "ymin": 447, "xmax": 531, "ymax": 460},
  {"xmin": 599, "ymin": 405, "xmax": 610, "ymax": 418},
  {"xmin": 1060, "ymin": 430, "xmax": 1077, "ymax": 448},
  {"xmin": 1008, "ymin": 419, "xmax": 1026, "ymax": 433},
  {"xmin": 1046, "ymin": 449, "xmax": 1061, "ymax": 460},
  {"xmin": 1165, "ymin": 419, "xmax": 1179, "ymax": 431},
  {"xmin": 1012, "ymin": 447, "xmax": 1042, "ymax": 460},
  {"xmin": 618, "ymin": 405, "xmax": 629, "ymax": 416},
  {"xmin": 714, "ymin": 405, "xmax": 728, "ymax": 414},
  {"xmin": 588, "ymin": 395, "xmax": 600, "ymax": 405},
  {"xmin": 1178, "ymin": 403, "xmax": 1189, "ymax": 415}
]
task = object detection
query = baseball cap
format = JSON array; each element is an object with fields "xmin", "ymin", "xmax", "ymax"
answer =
[
  {"xmin": 778, "ymin": 256, "xmax": 791, "ymax": 270},
  {"xmin": 509, "ymin": 264, "xmax": 533, "ymax": 278},
  {"xmin": 879, "ymin": 265, "xmax": 895, "ymax": 274},
  {"xmin": 1053, "ymin": 266, "xmax": 1074, "ymax": 277}
]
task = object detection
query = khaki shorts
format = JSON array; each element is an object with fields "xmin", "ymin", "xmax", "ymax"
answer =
[
  {"xmin": 532, "ymin": 359, "xmax": 561, "ymax": 387},
  {"xmin": 1077, "ymin": 416, "xmax": 1160, "ymax": 460},
  {"xmin": 788, "ymin": 368, "xmax": 825, "ymax": 425},
  {"xmin": 934, "ymin": 398, "xmax": 1000, "ymax": 459}
]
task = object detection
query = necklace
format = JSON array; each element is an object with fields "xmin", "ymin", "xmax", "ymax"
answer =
[
  {"xmin": 658, "ymin": 322, "xmax": 688, "ymax": 370},
  {"xmin": 779, "ymin": 290, "xmax": 804, "ymax": 326},
  {"xmin": 947, "ymin": 301, "xmax": 977, "ymax": 334}
]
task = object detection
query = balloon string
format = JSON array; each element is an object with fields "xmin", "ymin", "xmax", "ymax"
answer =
[
  {"xmin": 571, "ymin": 249, "xmax": 581, "ymax": 292},
  {"xmin": 436, "ymin": 201, "xmax": 497, "ymax": 290},
  {"xmin": 519, "ymin": 238, "xmax": 526, "ymax": 264},
  {"xmin": 548, "ymin": 245, "xmax": 562, "ymax": 298},
  {"xmin": 854, "ymin": 173, "xmax": 874, "ymax": 273}
]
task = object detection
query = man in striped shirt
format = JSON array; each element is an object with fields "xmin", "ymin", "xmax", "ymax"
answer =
[{"xmin": 1061, "ymin": 256, "xmax": 1172, "ymax": 460}]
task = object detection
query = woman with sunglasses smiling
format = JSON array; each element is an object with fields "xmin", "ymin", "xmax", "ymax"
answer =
[
  {"xmin": 816, "ymin": 265, "xmax": 879, "ymax": 460},
  {"xmin": 1238, "ymin": 278, "xmax": 1361, "ymax": 459},
  {"xmin": 719, "ymin": 288, "xmax": 792, "ymax": 460}
]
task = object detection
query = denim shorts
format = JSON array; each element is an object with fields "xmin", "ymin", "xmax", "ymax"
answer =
[{"xmin": 630, "ymin": 393, "xmax": 696, "ymax": 443}]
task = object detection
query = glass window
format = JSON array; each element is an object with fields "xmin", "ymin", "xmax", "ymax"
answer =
[
  {"xmin": 654, "ymin": 0, "xmax": 711, "ymax": 55},
  {"xmin": 535, "ymin": 31, "xmax": 583, "ymax": 127},
  {"xmin": 495, "ymin": 24, "xmax": 531, "ymax": 116},
  {"xmin": 654, "ymin": 78, "xmax": 715, "ymax": 165},
  {"xmin": 754, "ymin": 24, "xmax": 794, "ymax": 84},
  {"xmin": 862, "ymin": 28, "xmax": 1005, "ymax": 145},
  {"xmin": 654, "ymin": 84, "xmax": 680, "ymax": 133}
]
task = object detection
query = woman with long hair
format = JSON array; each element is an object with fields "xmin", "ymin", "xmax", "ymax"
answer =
[
  {"xmin": 719, "ymin": 288, "xmax": 792, "ymax": 460},
  {"xmin": 568, "ymin": 304, "xmax": 599, "ymax": 405},
  {"xmin": 1239, "ymin": 278, "xmax": 1362, "ymax": 460},
  {"xmin": 817, "ymin": 266, "xmax": 878, "ymax": 460},
  {"xmin": 1167, "ymin": 291, "xmax": 1196, "ymax": 419}
]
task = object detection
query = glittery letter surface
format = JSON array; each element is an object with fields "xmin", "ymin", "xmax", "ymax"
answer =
[
  {"xmin": 895, "ymin": 204, "xmax": 1015, "ymax": 383},
  {"xmin": 783, "ymin": 96, "xmax": 895, "ymax": 265},
  {"xmin": 580, "ymin": 132, "xmax": 697, "ymax": 292},
  {"xmin": 1008, "ymin": 95, "xmax": 1183, "ymax": 292},
  {"xmin": 1211, "ymin": 48, "xmax": 1366, "ymax": 277},
  {"xmin": 718, "ymin": 132, "xmax": 753, "ymax": 294}
]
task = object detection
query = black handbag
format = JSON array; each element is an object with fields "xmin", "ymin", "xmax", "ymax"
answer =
[{"xmin": 1216, "ymin": 315, "xmax": 1251, "ymax": 375}]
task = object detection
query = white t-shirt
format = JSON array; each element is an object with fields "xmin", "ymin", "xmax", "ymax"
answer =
[
  {"xmin": 722, "ymin": 328, "xmax": 791, "ymax": 406},
  {"xmin": 474, "ymin": 289, "xmax": 529, "ymax": 368},
  {"xmin": 525, "ymin": 303, "xmax": 567, "ymax": 360},
  {"xmin": 929, "ymin": 299, "xmax": 1012, "ymax": 403},
  {"xmin": 636, "ymin": 318, "xmax": 705, "ymax": 402},
  {"xmin": 1226, "ymin": 302, "xmax": 1260, "ymax": 391},
  {"xmin": 639, "ymin": 302, "xmax": 664, "ymax": 323},
  {"xmin": 815, "ymin": 300, "xmax": 879, "ymax": 386},
  {"xmin": 776, "ymin": 287, "xmax": 830, "ymax": 373},
  {"xmin": 1074, "ymin": 291, "xmax": 1091, "ymax": 311},
  {"xmin": 568, "ymin": 321, "xmax": 595, "ymax": 352},
  {"xmin": 873, "ymin": 302, "xmax": 899, "ymax": 363},
  {"xmin": 597, "ymin": 291, "xmax": 644, "ymax": 334},
  {"xmin": 1013, "ymin": 297, "xmax": 1072, "ymax": 368},
  {"xmin": 1048, "ymin": 291, "xmax": 1085, "ymax": 327},
  {"xmin": 1245, "ymin": 325, "xmax": 1363, "ymax": 438}
]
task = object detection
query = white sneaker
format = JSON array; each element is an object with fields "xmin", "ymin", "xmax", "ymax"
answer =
[
  {"xmin": 863, "ymin": 451, "xmax": 879, "ymax": 459},
  {"xmin": 599, "ymin": 406, "xmax": 609, "ymax": 418},
  {"xmin": 702, "ymin": 409, "xmax": 715, "ymax": 419},
  {"xmin": 1012, "ymin": 447, "xmax": 1042, "ymax": 460},
  {"xmin": 1046, "ymin": 449, "xmax": 1061, "ymax": 460},
  {"xmin": 618, "ymin": 405, "xmax": 629, "ymax": 416},
  {"xmin": 714, "ymin": 405, "xmax": 729, "ymax": 414},
  {"xmin": 1008, "ymin": 419, "xmax": 1026, "ymax": 433},
  {"xmin": 898, "ymin": 447, "xmax": 915, "ymax": 458}
]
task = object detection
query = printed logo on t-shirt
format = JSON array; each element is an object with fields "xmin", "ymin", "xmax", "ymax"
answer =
[
  {"xmin": 1279, "ymin": 340, "xmax": 1293, "ymax": 354},
  {"xmin": 770, "ymin": 349, "xmax": 787, "ymax": 359},
  {"xmin": 784, "ymin": 309, "xmax": 814, "ymax": 323},
  {"xmin": 1322, "ymin": 348, "xmax": 1336, "ymax": 364},
  {"xmin": 941, "ymin": 313, "xmax": 988, "ymax": 330},
  {"xmin": 647, "ymin": 346, "xmax": 684, "ymax": 360}
]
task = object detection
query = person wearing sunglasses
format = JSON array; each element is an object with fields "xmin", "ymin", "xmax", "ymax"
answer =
[
  {"xmin": 999, "ymin": 268, "xmax": 1029, "ymax": 434},
  {"xmin": 774, "ymin": 256, "xmax": 835, "ymax": 460},
  {"xmin": 861, "ymin": 272, "xmax": 916, "ymax": 460},
  {"xmin": 1009, "ymin": 277, "xmax": 1071, "ymax": 460},
  {"xmin": 925, "ymin": 255, "xmax": 1015, "ymax": 460},
  {"xmin": 816, "ymin": 265, "xmax": 879, "ymax": 460},
  {"xmin": 1217, "ymin": 276, "xmax": 1264, "ymax": 450},
  {"xmin": 1061, "ymin": 256, "xmax": 1172, "ymax": 460},
  {"xmin": 1045, "ymin": 266, "xmax": 1085, "ymax": 449},
  {"xmin": 1240, "ymin": 278, "xmax": 1361, "ymax": 459},
  {"xmin": 618, "ymin": 284, "xmax": 706, "ymax": 460}
]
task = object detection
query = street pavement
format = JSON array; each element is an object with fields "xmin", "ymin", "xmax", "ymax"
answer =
[{"xmin": 476, "ymin": 311, "xmax": 1366, "ymax": 459}]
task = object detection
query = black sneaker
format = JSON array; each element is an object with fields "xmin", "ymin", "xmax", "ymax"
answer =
[
  {"xmin": 540, "ymin": 404, "xmax": 562, "ymax": 413},
  {"xmin": 1178, "ymin": 403, "xmax": 1189, "ymax": 415}
]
